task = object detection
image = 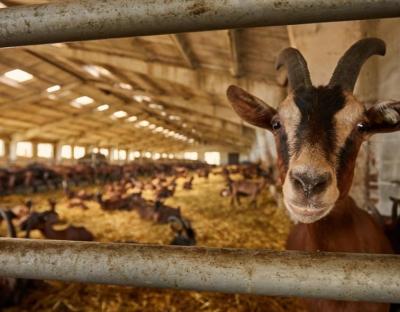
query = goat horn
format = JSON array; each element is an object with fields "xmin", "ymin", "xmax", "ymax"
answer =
[
  {"xmin": 275, "ymin": 48, "xmax": 312, "ymax": 90},
  {"xmin": 329, "ymin": 38, "xmax": 386, "ymax": 92}
]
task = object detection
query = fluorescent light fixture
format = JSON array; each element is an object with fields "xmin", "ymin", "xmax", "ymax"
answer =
[
  {"xmin": 137, "ymin": 120, "xmax": 150, "ymax": 127},
  {"xmin": 46, "ymin": 85, "xmax": 61, "ymax": 93},
  {"xmin": 97, "ymin": 104, "xmax": 110, "ymax": 111},
  {"xmin": 133, "ymin": 95, "xmax": 151, "ymax": 103},
  {"xmin": 71, "ymin": 96, "xmax": 94, "ymax": 108},
  {"xmin": 169, "ymin": 115, "xmax": 181, "ymax": 121},
  {"xmin": 51, "ymin": 43, "xmax": 66, "ymax": 48},
  {"xmin": 112, "ymin": 110, "xmax": 128, "ymax": 118},
  {"xmin": 148, "ymin": 124, "xmax": 156, "ymax": 130},
  {"xmin": 4, "ymin": 69, "xmax": 33, "ymax": 83},
  {"xmin": 154, "ymin": 127, "xmax": 164, "ymax": 133},
  {"xmin": 83, "ymin": 65, "xmax": 111, "ymax": 78},
  {"xmin": 127, "ymin": 116, "xmax": 138, "ymax": 122},
  {"xmin": 149, "ymin": 103, "xmax": 164, "ymax": 110},
  {"xmin": 118, "ymin": 83, "xmax": 132, "ymax": 90}
]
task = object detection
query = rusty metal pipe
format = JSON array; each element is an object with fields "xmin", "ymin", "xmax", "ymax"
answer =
[
  {"xmin": 0, "ymin": 238, "xmax": 399, "ymax": 302},
  {"xmin": 0, "ymin": 0, "xmax": 399, "ymax": 48}
]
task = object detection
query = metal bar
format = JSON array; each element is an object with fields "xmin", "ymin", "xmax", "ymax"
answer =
[
  {"xmin": 0, "ymin": 0, "xmax": 400, "ymax": 48},
  {"xmin": 0, "ymin": 238, "xmax": 399, "ymax": 302}
]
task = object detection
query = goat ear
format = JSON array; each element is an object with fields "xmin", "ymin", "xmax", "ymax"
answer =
[
  {"xmin": 365, "ymin": 101, "xmax": 400, "ymax": 134},
  {"xmin": 227, "ymin": 85, "xmax": 277, "ymax": 130}
]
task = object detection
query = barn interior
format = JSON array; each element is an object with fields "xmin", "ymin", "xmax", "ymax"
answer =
[{"xmin": 0, "ymin": 1, "xmax": 399, "ymax": 311}]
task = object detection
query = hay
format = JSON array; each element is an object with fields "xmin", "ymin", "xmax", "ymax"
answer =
[{"xmin": 1, "ymin": 174, "xmax": 305, "ymax": 312}]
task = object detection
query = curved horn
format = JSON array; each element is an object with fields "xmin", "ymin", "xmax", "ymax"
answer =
[
  {"xmin": 275, "ymin": 48, "xmax": 312, "ymax": 90},
  {"xmin": 329, "ymin": 38, "xmax": 386, "ymax": 92}
]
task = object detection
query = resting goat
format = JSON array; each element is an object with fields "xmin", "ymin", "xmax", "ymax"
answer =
[
  {"xmin": 168, "ymin": 216, "xmax": 196, "ymax": 246},
  {"xmin": 227, "ymin": 38, "xmax": 395, "ymax": 312},
  {"xmin": 20, "ymin": 200, "xmax": 94, "ymax": 241}
]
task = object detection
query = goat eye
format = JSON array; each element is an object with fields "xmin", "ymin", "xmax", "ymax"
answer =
[
  {"xmin": 357, "ymin": 122, "xmax": 368, "ymax": 132},
  {"xmin": 272, "ymin": 120, "xmax": 281, "ymax": 131}
]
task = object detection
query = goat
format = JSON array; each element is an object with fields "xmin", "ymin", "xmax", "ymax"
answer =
[
  {"xmin": 153, "ymin": 201, "xmax": 181, "ymax": 224},
  {"xmin": 182, "ymin": 176, "xmax": 194, "ymax": 190},
  {"xmin": 20, "ymin": 200, "xmax": 94, "ymax": 241},
  {"xmin": 0, "ymin": 208, "xmax": 30, "ymax": 307},
  {"xmin": 168, "ymin": 216, "xmax": 196, "ymax": 246},
  {"xmin": 227, "ymin": 38, "xmax": 395, "ymax": 312},
  {"xmin": 221, "ymin": 176, "xmax": 266, "ymax": 208}
]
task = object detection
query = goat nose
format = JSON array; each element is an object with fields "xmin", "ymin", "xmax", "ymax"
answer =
[{"xmin": 290, "ymin": 170, "xmax": 331, "ymax": 197}]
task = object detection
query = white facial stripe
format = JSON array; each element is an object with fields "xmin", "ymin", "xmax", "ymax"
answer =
[{"xmin": 278, "ymin": 95, "xmax": 301, "ymax": 156}]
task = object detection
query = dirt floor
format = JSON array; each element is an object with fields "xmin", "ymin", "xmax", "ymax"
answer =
[{"xmin": 0, "ymin": 173, "xmax": 306, "ymax": 312}]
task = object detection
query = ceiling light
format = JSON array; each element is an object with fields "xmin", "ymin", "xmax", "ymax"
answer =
[
  {"xmin": 149, "ymin": 103, "xmax": 164, "ymax": 110},
  {"xmin": 169, "ymin": 115, "xmax": 181, "ymax": 121},
  {"xmin": 155, "ymin": 127, "xmax": 164, "ymax": 133},
  {"xmin": 71, "ymin": 96, "xmax": 94, "ymax": 108},
  {"xmin": 97, "ymin": 104, "xmax": 109, "ymax": 111},
  {"xmin": 149, "ymin": 124, "xmax": 156, "ymax": 130},
  {"xmin": 46, "ymin": 85, "xmax": 61, "ymax": 93},
  {"xmin": 118, "ymin": 83, "xmax": 132, "ymax": 90},
  {"xmin": 133, "ymin": 95, "xmax": 151, "ymax": 103},
  {"xmin": 4, "ymin": 69, "xmax": 33, "ymax": 83},
  {"xmin": 83, "ymin": 65, "xmax": 111, "ymax": 78},
  {"xmin": 127, "ymin": 116, "xmax": 138, "ymax": 122},
  {"xmin": 51, "ymin": 43, "xmax": 67, "ymax": 48},
  {"xmin": 137, "ymin": 120, "xmax": 150, "ymax": 127},
  {"xmin": 188, "ymin": 139, "xmax": 194, "ymax": 144},
  {"xmin": 112, "ymin": 110, "xmax": 128, "ymax": 118},
  {"xmin": 161, "ymin": 111, "xmax": 167, "ymax": 116}
]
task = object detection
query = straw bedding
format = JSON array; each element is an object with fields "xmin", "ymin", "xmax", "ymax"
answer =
[{"xmin": 1, "ymin": 173, "xmax": 305, "ymax": 312}]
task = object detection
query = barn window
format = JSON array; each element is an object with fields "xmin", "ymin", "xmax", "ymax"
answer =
[
  {"xmin": 153, "ymin": 153, "xmax": 161, "ymax": 160},
  {"xmin": 129, "ymin": 151, "xmax": 140, "ymax": 160},
  {"xmin": 37, "ymin": 143, "xmax": 53, "ymax": 159},
  {"xmin": 184, "ymin": 152, "xmax": 198, "ymax": 160},
  {"xmin": 73, "ymin": 146, "xmax": 85, "ymax": 159},
  {"xmin": 118, "ymin": 150, "xmax": 127, "ymax": 160},
  {"xmin": 144, "ymin": 152, "xmax": 152, "ymax": 158},
  {"xmin": 0, "ymin": 139, "xmax": 5, "ymax": 157},
  {"xmin": 61, "ymin": 145, "xmax": 72, "ymax": 159},
  {"xmin": 16, "ymin": 141, "xmax": 33, "ymax": 158},
  {"xmin": 112, "ymin": 149, "xmax": 119, "ymax": 161},
  {"xmin": 205, "ymin": 152, "xmax": 221, "ymax": 165},
  {"xmin": 99, "ymin": 148, "xmax": 109, "ymax": 157}
]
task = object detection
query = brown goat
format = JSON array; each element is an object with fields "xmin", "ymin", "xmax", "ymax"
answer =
[
  {"xmin": 227, "ymin": 38, "xmax": 395, "ymax": 312},
  {"xmin": 20, "ymin": 200, "xmax": 94, "ymax": 241}
]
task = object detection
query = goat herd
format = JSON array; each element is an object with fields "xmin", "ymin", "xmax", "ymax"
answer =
[{"xmin": 0, "ymin": 160, "xmax": 274, "ymax": 309}]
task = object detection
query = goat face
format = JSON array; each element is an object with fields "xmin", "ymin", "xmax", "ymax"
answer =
[{"xmin": 227, "ymin": 38, "xmax": 400, "ymax": 223}]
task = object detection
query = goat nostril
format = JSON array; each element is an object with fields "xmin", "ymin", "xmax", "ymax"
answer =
[{"xmin": 290, "ymin": 171, "xmax": 331, "ymax": 196}]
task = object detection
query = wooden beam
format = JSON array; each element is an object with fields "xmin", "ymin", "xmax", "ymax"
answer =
[
  {"xmin": 228, "ymin": 29, "xmax": 242, "ymax": 78},
  {"xmin": 170, "ymin": 34, "xmax": 197, "ymax": 69},
  {"xmin": 29, "ymin": 45, "xmax": 283, "ymax": 100}
]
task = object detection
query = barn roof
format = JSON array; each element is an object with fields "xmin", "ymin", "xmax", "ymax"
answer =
[{"xmin": 0, "ymin": 0, "xmax": 288, "ymax": 152}]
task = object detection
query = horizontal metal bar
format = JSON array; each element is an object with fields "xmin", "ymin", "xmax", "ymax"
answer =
[
  {"xmin": 0, "ymin": 0, "xmax": 400, "ymax": 48},
  {"xmin": 0, "ymin": 238, "xmax": 399, "ymax": 302}
]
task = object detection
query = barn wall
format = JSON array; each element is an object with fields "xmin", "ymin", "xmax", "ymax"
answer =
[{"xmin": 367, "ymin": 18, "xmax": 400, "ymax": 215}]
